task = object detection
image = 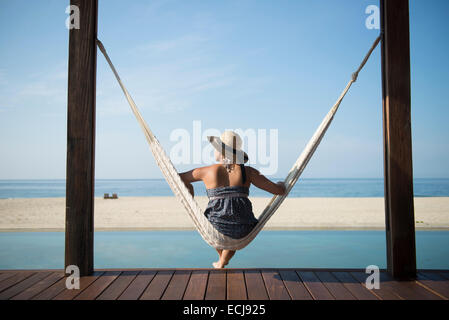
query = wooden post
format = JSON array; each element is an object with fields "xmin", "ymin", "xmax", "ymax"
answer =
[
  {"xmin": 380, "ymin": 0, "xmax": 416, "ymax": 279},
  {"xmin": 65, "ymin": 0, "xmax": 98, "ymax": 276}
]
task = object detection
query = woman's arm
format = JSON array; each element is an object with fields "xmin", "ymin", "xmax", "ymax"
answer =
[
  {"xmin": 179, "ymin": 167, "xmax": 206, "ymax": 197},
  {"xmin": 247, "ymin": 167, "xmax": 286, "ymax": 195}
]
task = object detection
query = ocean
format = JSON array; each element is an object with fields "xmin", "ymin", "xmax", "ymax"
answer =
[{"xmin": 0, "ymin": 178, "xmax": 448, "ymax": 199}]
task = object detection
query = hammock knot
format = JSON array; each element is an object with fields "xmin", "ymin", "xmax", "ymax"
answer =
[{"xmin": 351, "ymin": 71, "xmax": 359, "ymax": 82}]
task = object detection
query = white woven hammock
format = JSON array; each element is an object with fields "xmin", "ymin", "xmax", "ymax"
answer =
[{"xmin": 97, "ymin": 36, "xmax": 380, "ymax": 250}]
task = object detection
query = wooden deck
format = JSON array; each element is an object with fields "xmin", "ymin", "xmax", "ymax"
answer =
[{"xmin": 0, "ymin": 268, "xmax": 448, "ymax": 300}]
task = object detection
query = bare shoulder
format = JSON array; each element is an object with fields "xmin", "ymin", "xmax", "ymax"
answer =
[
  {"xmin": 245, "ymin": 166, "xmax": 260, "ymax": 177},
  {"xmin": 196, "ymin": 164, "xmax": 224, "ymax": 177},
  {"xmin": 203, "ymin": 163, "xmax": 223, "ymax": 172},
  {"xmin": 245, "ymin": 166, "xmax": 264, "ymax": 183},
  {"xmin": 180, "ymin": 164, "xmax": 221, "ymax": 182},
  {"xmin": 244, "ymin": 165, "xmax": 286, "ymax": 195}
]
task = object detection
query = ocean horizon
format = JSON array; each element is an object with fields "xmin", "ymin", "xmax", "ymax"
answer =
[{"xmin": 1, "ymin": 178, "xmax": 449, "ymax": 199}]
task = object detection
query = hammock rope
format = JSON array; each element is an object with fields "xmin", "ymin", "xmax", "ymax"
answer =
[{"xmin": 96, "ymin": 36, "xmax": 380, "ymax": 250}]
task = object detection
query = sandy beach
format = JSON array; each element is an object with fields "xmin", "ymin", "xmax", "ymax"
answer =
[{"xmin": 0, "ymin": 196, "xmax": 448, "ymax": 231}]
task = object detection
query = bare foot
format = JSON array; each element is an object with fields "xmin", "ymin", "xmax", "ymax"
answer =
[{"xmin": 212, "ymin": 260, "xmax": 230, "ymax": 269}]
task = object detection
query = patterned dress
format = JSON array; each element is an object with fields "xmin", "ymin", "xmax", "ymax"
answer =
[{"xmin": 204, "ymin": 165, "xmax": 258, "ymax": 239}]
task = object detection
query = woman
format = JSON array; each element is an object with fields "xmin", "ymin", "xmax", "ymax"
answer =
[{"xmin": 180, "ymin": 131, "xmax": 286, "ymax": 268}]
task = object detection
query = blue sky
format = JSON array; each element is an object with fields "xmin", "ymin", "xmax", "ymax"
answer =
[{"xmin": 0, "ymin": 0, "xmax": 448, "ymax": 179}]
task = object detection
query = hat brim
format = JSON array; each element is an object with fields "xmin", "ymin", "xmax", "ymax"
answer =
[{"xmin": 207, "ymin": 136, "xmax": 249, "ymax": 164}]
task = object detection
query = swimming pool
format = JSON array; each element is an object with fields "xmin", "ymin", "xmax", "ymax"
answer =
[{"xmin": 0, "ymin": 230, "xmax": 448, "ymax": 269}]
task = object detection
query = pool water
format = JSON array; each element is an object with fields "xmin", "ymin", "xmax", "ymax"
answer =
[{"xmin": 0, "ymin": 231, "xmax": 448, "ymax": 270}]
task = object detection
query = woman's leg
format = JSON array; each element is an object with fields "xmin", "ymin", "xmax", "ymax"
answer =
[
  {"xmin": 213, "ymin": 250, "xmax": 236, "ymax": 268},
  {"xmin": 220, "ymin": 250, "xmax": 235, "ymax": 266},
  {"xmin": 212, "ymin": 248, "xmax": 223, "ymax": 268}
]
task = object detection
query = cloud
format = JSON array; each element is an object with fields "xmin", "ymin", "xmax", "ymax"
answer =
[
  {"xmin": 97, "ymin": 33, "xmax": 242, "ymax": 116},
  {"xmin": 19, "ymin": 81, "xmax": 61, "ymax": 97},
  {"xmin": 18, "ymin": 61, "xmax": 67, "ymax": 101},
  {"xmin": 0, "ymin": 61, "xmax": 68, "ymax": 117},
  {"xmin": 95, "ymin": 16, "xmax": 273, "ymax": 117},
  {"xmin": 133, "ymin": 34, "xmax": 209, "ymax": 54},
  {"xmin": 0, "ymin": 69, "xmax": 6, "ymax": 85}
]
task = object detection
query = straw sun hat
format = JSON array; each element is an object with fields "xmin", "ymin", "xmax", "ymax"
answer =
[{"xmin": 207, "ymin": 131, "xmax": 249, "ymax": 164}]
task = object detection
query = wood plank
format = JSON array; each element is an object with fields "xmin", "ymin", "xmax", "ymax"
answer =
[
  {"xmin": 205, "ymin": 270, "xmax": 226, "ymax": 300},
  {"xmin": 415, "ymin": 272, "xmax": 449, "ymax": 300},
  {"xmin": 244, "ymin": 270, "xmax": 268, "ymax": 300},
  {"xmin": 96, "ymin": 271, "xmax": 139, "ymax": 300},
  {"xmin": 331, "ymin": 272, "xmax": 379, "ymax": 300},
  {"xmin": 161, "ymin": 270, "xmax": 191, "ymax": 300},
  {"xmin": 278, "ymin": 270, "xmax": 312, "ymax": 300},
  {"xmin": 140, "ymin": 270, "xmax": 174, "ymax": 300},
  {"xmin": 378, "ymin": 272, "xmax": 441, "ymax": 300},
  {"xmin": 227, "ymin": 270, "xmax": 247, "ymax": 300},
  {"xmin": 0, "ymin": 271, "xmax": 35, "ymax": 294},
  {"xmin": 350, "ymin": 271, "xmax": 400, "ymax": 300},
  {"xmin": 296, "ymin": 271, "xmax": 334, "ymax": 300},
  {"xmin": 315, "ymin": 271, "xmax": 356, "ymax": 300},
  {"xmin": 10, "ymin": 272, "xmax": 65, "ymax": 300},
  {"xmin": 0, "ymin": 272, "xmax": 52, "ymax": 300},
  {"xmin": 261, "ymin": 270, "xmax": 290, "ymax": 300},
  {"xmin": 52, "ymin": 271, "xmax": 104, "ymax": 300},
  {"xmin": 0, "ymin": 273, "xmax": 15, "ymax": 283},
  {"xmin": 32, "ymin": 277, "xmax": 69, "ymax": 300},
  {"xmin": 183, "ymin": 270, "xmax": 209, "ymax": 300},
  {"xmin": 65, "ymin": 0, "xmax": 98, "ymax": 277},
  {"xmin": 118, "ymin": 270, "xmax": 156, "ymax": 300},
  {"xmin": 74, "ymin": 271, "xmax": 121, "ymax": 300}
]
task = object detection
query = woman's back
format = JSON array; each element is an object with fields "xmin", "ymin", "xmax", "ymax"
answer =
[
  {"xmin": 202, "ymin": 164, "xmax": 250, "ymax": 190},
  {"xmin": 197, "ymin": 164, "xmax": 285, "ymax": 196}
]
